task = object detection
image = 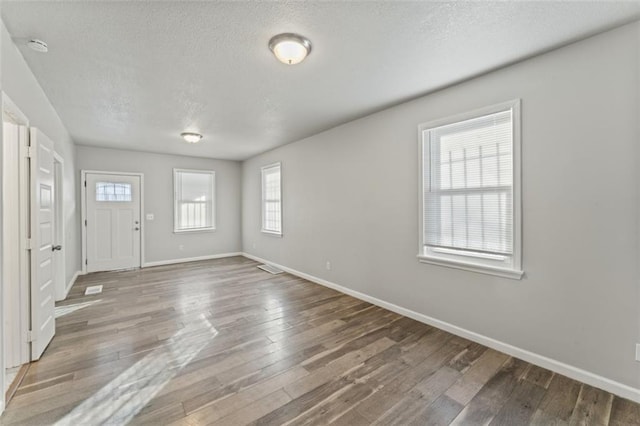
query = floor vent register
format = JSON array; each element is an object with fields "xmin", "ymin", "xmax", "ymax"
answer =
[
  {"xmin": 84, "ymin": 285, "xmax": 103, "ymax": 295},
  {"xmin": 257, "ymin": 264, "xmax": 284, "ymax": 275}
]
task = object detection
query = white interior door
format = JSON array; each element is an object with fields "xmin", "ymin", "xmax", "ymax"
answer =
[
  {"xmin": 29, "ymin": 128, "xmax": 56, "ymax": 360},
  {"xmin": 85, "ymin": 173, "xmax": 141, "ymax": 273}
]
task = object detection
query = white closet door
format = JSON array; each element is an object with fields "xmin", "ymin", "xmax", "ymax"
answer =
[{"xmin": 29, "ymin": 128, "xmax": 56, "ymax": 360}]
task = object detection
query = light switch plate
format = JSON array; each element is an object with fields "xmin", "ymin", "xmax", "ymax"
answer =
[{"xmin": 146, "ymin": 213, "xmax": 154, "ymax": 221}]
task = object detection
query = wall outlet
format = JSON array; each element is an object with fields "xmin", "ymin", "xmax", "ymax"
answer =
[
  {"xmin": 146, "ymin": 213, "xmax": 154, "ymax": 221},
  {"xmin": 179, "ymin": 245, "xmax": 184, "ymax": 251},
  {"xmin": 325, "ymin": 261, "xmax": 331, "ymax": 270},
  {"xmin": 636, "ymin": 343, "xmax": 640, "ymax": 362}
]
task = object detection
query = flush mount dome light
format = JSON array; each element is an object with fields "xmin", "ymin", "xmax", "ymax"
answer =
[
  {"xmin": 268, "ymin": 33, "xmax": 312, "ymax": 65},
  {"xmin": 27, "ymin": 39, "xmax": 48, "ymax": 53},
  {"xmin": 181, "ymin": 132, "xmax": 203, "ymax": 144}
]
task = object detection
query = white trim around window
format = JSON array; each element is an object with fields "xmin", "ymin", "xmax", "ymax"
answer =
[
  {"xmin": 173, "ymin": 168, "xmax": 216, "ymax": 233},
  {"xmin": 417, "ymin": 99, "xmax": 523, "ymax": 279},
  {"xmin": 261, "ymin": 162, "xmax": 282, "ymax": 236}
]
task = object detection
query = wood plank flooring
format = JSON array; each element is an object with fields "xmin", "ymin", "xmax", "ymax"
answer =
[
  {"xmin": 5, "ymin": 364, "xmax": 28, "ymax": 406},
  {"xmin": 1, "ymin": 256, "xmax": 638, "ymax": 425}
]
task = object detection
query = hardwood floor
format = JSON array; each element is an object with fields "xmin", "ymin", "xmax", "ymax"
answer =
[
  {"xmin": 4, "ymin": 364, "xmax": 28, "ymax": 406},
  {"xmin": 1, "ymin": 256, "xmax": 638, "ymax": 425}
]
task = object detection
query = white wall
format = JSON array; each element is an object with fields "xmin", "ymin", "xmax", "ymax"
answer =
[
  {"xmin": 1, "ymin": 21, "xmax": 81, "ymax": 288},
  {"xmin": 242, "ymin": 22, "xmax": 640, "ymax": 395},
  {"xmin": 0, "ymin": 11, "xmax": 5, "ymax": 412},
  {"xmin": 76, "ymin": 146, "xmax": 242, "ymax": 264}
]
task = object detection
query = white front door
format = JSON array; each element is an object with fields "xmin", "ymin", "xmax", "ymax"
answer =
[
  {"xmin": 29, "ymin": 128, "xmax": 56, "ymax": 360},
  {"xmin": 85, "ymin": 173, "xmax": 141, "ymax": 273}
]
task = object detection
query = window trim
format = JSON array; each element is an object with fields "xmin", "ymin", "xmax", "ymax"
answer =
[
  {"xmin": 417, "ymin": 99, "xmax": 523, "ymax": 279},
  {"xmin": 261, "ymin": 162, "xmax": 283, "ymax": 237},
  {"xmin": 173, "ymin": 168, "xmax": 216, "ymax": 234}
]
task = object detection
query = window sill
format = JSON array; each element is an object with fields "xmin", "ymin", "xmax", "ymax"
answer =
[
  {"xmin": 174, "ymin": 227, "xmax": 216, "ymax": 234},
  {"xmin": 261, "ymin": 229, "xmax": 283, "ymax": 237},
  {"xmin": 417, "ymin": 254, "xmax": 523, "ymax": 280}
]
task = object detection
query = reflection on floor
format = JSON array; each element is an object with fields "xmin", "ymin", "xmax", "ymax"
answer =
[
  {"xmin": 54, "ymin": 299, "xmax": 102, "ymax": 319},
  {"xmin": 55, "ymin": 314, "xmax": 217, "ymax": 425},
  {"xmin": 1, "ymin": 256, "xmax": 638, "ymax": 425}
]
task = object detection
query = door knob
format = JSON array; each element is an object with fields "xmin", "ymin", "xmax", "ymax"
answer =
[{"xmin": 52, "ymin": 245, "xmax": 62, "ymax": 251}]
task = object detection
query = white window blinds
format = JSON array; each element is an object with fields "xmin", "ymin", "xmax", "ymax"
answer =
[
  {"xmin": 262, "ymin": 163, "xmax": 282, "ymax": 234},
  {"xmin": 423, "ymin": 109, "xmax": 513, "ymax": 256},
  {"xmin": 174, "ymin": 169, "xmax": 215, "ymax": 232}
]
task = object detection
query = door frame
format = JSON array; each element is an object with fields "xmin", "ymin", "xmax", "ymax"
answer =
[
  {"xmin": 81, "ymin": 170, "xmax": 145, "ymax": 274},
  {"xmin": 1, "ymin": 92, "xmax": 31, "ymax": 413},
  {"xmin": 53, "ymin": 153, "xmax": 65, "ymax": 301}
]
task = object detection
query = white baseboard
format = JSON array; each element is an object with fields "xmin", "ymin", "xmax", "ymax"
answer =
[
  {"xmin": 143, "ymin": 252, "xmax": 242, "ymax": 268},
  {"xmin": 64, "ymin": 270, "xmax": 84, "ymax": 299},
  {"xmin": 241, "ymin": 252, "xmax": 640, "ymax": 403}
]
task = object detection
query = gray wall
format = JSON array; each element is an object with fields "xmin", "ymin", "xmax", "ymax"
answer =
[
  {"xmin": 77, "ymin": 146, "xmax": 242, "ymax": 264},
  {"xmin": 1, "ymin": 21, "xmax": 81, "ymax": 286},
  {"xmin": 242, "ymin": 23, "xmax": 640, "ymax": 389}
]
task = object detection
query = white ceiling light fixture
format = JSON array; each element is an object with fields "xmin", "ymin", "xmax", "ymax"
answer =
[
  {"xmin": 181, "ymin": 132, "xmax": 203, "ymax": 144},
  {"xmin": 268, "ymin": 33, "xmax": 312, "ymax": 65},
  {"xmin": 27, "ymin": 38, "xmax": 48, "ymax": 53}
]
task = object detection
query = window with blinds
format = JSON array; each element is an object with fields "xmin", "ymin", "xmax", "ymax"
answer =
[
  {"xmin": 261, "ymin": 163, "xmax": 282, "ymax": 235},
  {"xmin": 419, "ymin": 100, "xmax": 522, "ymax": 278},
  {"xmin": 173, "ymin": 169, "xmax": 215, "ymax": 232}
]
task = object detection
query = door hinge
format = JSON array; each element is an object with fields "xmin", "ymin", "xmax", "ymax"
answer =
[
  {"xmin": 26, "ymin": 330, "xmax": 33, "ymax": 342},
  {"xmin": 26, "ymin": 238, "xmax": 33, "ymax": 250},
  {"xmin": 85, "ymin": 219, "xmax": 87, "ymax": 226},
  {"xmin": 26, "ymin": 146, "xmax": 35, "ymax": 158},
  {"xmin": 85, "ymin": 259, "xmax": 88, "ymax": 265},
  {"xmin": 84, "ymin": 180, "xmax": 87, "ymax": 188}
]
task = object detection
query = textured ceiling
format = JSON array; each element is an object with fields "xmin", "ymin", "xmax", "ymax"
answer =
[{"xmin": 2, "ymin": 1, "xmax": 639, "ymax": 160}]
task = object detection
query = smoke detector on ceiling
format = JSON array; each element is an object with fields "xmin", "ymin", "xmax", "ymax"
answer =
[{"xmin": 27, "ymin": 39, "xmax": 48, "ymax": 53}]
